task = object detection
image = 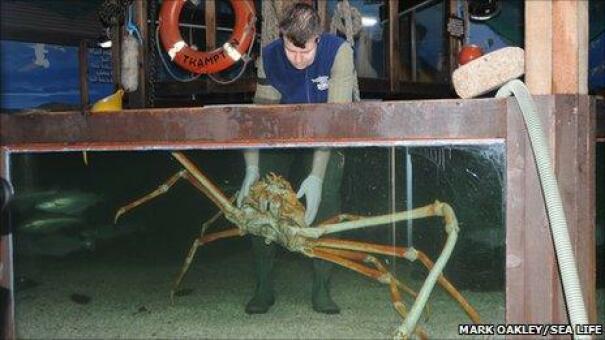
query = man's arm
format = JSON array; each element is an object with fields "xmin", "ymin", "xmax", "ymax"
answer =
[
  {"xmin": 299, "ymin": 42, "xmax": 356, "ymax": 224},
  {"xmin": 310, "ymin": 42, "xmax": 355, "ymax": 180},
  {"xmin": 327, "ymin": 42, "xmax": 355, "ymax": 103},
  {"xmin": 246, "ymin": 57, "xmax": 282, "ymax": 167},
  {"xmin": 254, "ymin": 57, "xmax": 282, "ymax": 104},
  {"xmin": 237, "ymin": 57, "xmax": 282, "ymax": 206}
]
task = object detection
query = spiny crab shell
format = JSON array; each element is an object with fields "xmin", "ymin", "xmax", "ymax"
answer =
[{"xmin": 238, "ymin": 173, "xmax": 310, "ymax": 252}]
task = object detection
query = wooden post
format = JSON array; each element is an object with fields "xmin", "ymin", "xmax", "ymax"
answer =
[
  {"xmin": 203, "ymin": 0, "xmax": 216, "ymax": 93},
  {"xmin": 552, "ymin": 1, "xmax": 589, "ymax": 94},
  {"xmin": 205, "ymin": 0, "xmax": 216, "ymax": 50},
  {"xmin": 526, "ymin": 1, "xmax": 588, "ymax": 94},
  {"xmin": 507, "ymin": 0, "xmax": 594, "ymax": 326},
  {"xmin": 525, "ymin": 1, "xmax": 552, "ymax": 94},
  {"xmin": 78, "ymin": 40, "xmax": 89, "ymax": 112},
  {"xmin": 388, "ymin": 0, "xmax": 400, "ymax": 93},
  {"xmin": 111, "ymin": 25, "xmax": 121, "ymax": 92},
  {"xmin": 128, "ymin": 0, "xmax": 148, "ymax": 108},
  {"xmin": 445, "ymin": 0, "xmax": 460, "ymax": 78}
]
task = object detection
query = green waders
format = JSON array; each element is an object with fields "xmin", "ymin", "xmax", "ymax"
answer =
[{"xmin": 245, "ymin": 149, "xmax": 344, "ymax": 314}]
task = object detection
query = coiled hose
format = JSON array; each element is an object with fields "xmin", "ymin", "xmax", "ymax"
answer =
[{"xmin": 496, "ymin": 79, "xmax": 589, "ymax": 340}]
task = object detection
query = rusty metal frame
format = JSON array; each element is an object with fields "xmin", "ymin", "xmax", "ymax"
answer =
[
  {"xmin": 0, "ymin": 96, "xmax": 599, "ymax": 338},
  {"xmin": 0, "ymin": 99, "xmax": 506, "ymax": 152}
]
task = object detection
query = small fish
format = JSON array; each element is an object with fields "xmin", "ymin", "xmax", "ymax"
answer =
[
  {"xmin": 12, "ymin": 190, "xmax": 59, "ymax": 212},
  {"xmin": 18, "ymin": 214, "xmax": 84, "ymax": 234},
  {"xmin": 34, "ymin": 191, "xmax": 101, "ymax": 215}
]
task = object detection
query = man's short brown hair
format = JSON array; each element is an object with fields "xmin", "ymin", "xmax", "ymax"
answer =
[{"xmin": 278, "ymin": 3, "xmax": 321, "ymax": 48}]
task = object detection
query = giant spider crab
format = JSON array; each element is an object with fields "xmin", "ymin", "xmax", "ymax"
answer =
[{"xmin": 114, "ymin": 152, "xmax": 480, "ymax": 339}]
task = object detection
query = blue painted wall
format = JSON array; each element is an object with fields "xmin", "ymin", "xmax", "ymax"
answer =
[{"xmin": 0, "ymin": 40, "xmax": 114, "ymax": 110}]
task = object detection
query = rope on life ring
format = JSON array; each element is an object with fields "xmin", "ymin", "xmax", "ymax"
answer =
[{"xmin": 159, "ymin": 0, "xmax": 256, "ymax": 75}]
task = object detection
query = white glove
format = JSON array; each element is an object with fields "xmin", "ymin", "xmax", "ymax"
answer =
[
  {"xmin": 296, "ymin": 175, "xmax": 323, "ymax": 225},
  {"xmin": 237, "ymin": 165, "xmax": 260, "ymax": 207}
]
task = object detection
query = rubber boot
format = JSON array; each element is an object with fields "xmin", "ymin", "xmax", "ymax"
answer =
[
  {"xmin": 245, "ymin": 236, "xmax": 276, "ymax": 314},
  {"xmin": 312, "ymin": 259, "xmax": 340, "ymax": 314}
]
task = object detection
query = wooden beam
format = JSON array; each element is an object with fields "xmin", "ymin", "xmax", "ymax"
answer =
[
  {"xmin": 506, "ymin": 95, "xmax": 596, "ymax": 325},
  {"xmin": 78, "ymin": 40, "xmax": 89, "ymax": 111},
  {"xmin": 388, "ymin": 0, "xmax": 400, "ymax": 93},
  {"xmin": 127, "ymin": 0, "xmax": 149, "ymax": 108},
  {"xmin": 205, "ymin": 0, "xmax": 216, "ymax": 51},
  {"xmin": 554, "ymin": 96, "xmax": 596, "ymax": 323},
  {"xmin": 525, "ymin": 1, "xmax": 552, "ymax": 94},
  {"xmin": 519, "ymin": 0, "xmax": 594, "ymax": 326},
  {"xmin": 111, "ymin": 25, "xmax": 121, "ymax": 90},
  {"xmin": 525, "ymin": 0, "xmax": 588, "ymax": 94},
  {"xmin": 200, "ymin": 0, "xmax": 227, "ymax": 99},
  {"xmin": 552, "ymin": 1, "xmax": 589, "ymax": 94},
  {"xmin": 446, "ymin": 0, "xmax": 460, "ymax": 77},
  {"xmin": 0, "ymin": 99, "xmax": 507, "ymax": 152}
]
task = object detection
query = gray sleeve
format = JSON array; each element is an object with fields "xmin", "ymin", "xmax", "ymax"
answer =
[
  {"xmin": 254, "ymin": 57, "xmax": 281, "ymax": 104},
  {"xmin": 327, "ymin": 42, "xmax": 355, "ymax": 103}
]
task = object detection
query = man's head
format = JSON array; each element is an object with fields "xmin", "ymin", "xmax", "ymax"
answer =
[{"xmin": 279, "ymin": 3, "xmax": 321, "ymax": 70}]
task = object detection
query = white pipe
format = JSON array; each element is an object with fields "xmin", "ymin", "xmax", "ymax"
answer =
[{"xmin": 496, "ymin": 79, "xmax": 589, "ymax": 339}]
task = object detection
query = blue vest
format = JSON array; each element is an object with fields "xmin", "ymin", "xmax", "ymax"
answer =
[{"xmin": 262, "ymin": 33, "xmax": 345, "ymax": 104}]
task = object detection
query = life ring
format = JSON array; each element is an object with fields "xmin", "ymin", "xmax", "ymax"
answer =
[{"xmin": 159, "ymin": 0, "xmax": 256, "ymax": 75}]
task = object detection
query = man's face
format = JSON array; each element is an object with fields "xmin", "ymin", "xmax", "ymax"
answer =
[{"xmin": 283, "ymin": 36, "xmax": 319, "ymax": 70}]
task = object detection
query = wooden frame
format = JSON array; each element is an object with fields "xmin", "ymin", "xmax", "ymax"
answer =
[{"xmin": 0, "ymin": 95, "xmax": 598, "ymax": 338}]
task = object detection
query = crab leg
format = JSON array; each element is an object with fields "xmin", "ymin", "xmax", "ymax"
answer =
[
  {"xmin": 171, "ymin": 227, "xmax": 244, "ymax": 303},
  {"xmin": 310, "ymin": 247, "xmax": 428, "ymax": 340},
  {"xmin": 311, "ymin": 238, "xmax": 480, "ymax": 324},
  {"xmin": 311, "ymin": 247, "xmax": 418, "ymax": 298},
  {"xmin": 316, "ymin": 214, "xmax": 364, "ymax": 226},
  {"xmin": 114, "ymin": 170, "xmax": 188, "ymax": 223},
  {"xmin": 113, "ymin": 165, "xmax": 229, "ymax": 223},
  {"xmin": 171, "ymin": 194, "xmax": 239, "ymax": 300},
  {"xmin": 310, "ymin": 247, "xmax": 432, "ymax": 322},
  {"xmin": 171, "ymin": 152, "xmax": 236, "ymax": 216},
  {"xmin": 297, "ymin": 201, "xmax": 449, "ymax": 239}
]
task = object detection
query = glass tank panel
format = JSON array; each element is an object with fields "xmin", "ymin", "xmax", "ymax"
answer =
[{"xmin": 11, "ymin": 145, "xmax": 506, "ymax": 338}]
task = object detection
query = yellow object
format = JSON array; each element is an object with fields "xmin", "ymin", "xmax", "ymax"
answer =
[
  {"xmin": 83, "ymin": 89, "xmax": 124, "ymax": 165},
  {"xmin": 91, "ymin": 89, "xmax": 124, "ymax": 112}
]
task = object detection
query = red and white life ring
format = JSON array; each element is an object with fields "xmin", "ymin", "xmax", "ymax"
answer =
[{"xmin": 159, "ymin": 0, "xmax": 256, "ymax": 75}]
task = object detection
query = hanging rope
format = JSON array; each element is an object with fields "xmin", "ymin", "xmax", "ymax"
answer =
[
  {"xmin": 329, "ymin": 0, "xmax": 363, "ymax": 43},
  {"xmin": 329, "ymin": 0, "xmax": 362, "ymax": 101},
  {"xmin": 261, "ymin": 0, "xmax": 281, "ymax": 48}
]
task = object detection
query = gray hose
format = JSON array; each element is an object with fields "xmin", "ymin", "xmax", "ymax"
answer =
[{"xmin": 496, "ymin": 79, "xmax": 589, "ymax": 339}]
